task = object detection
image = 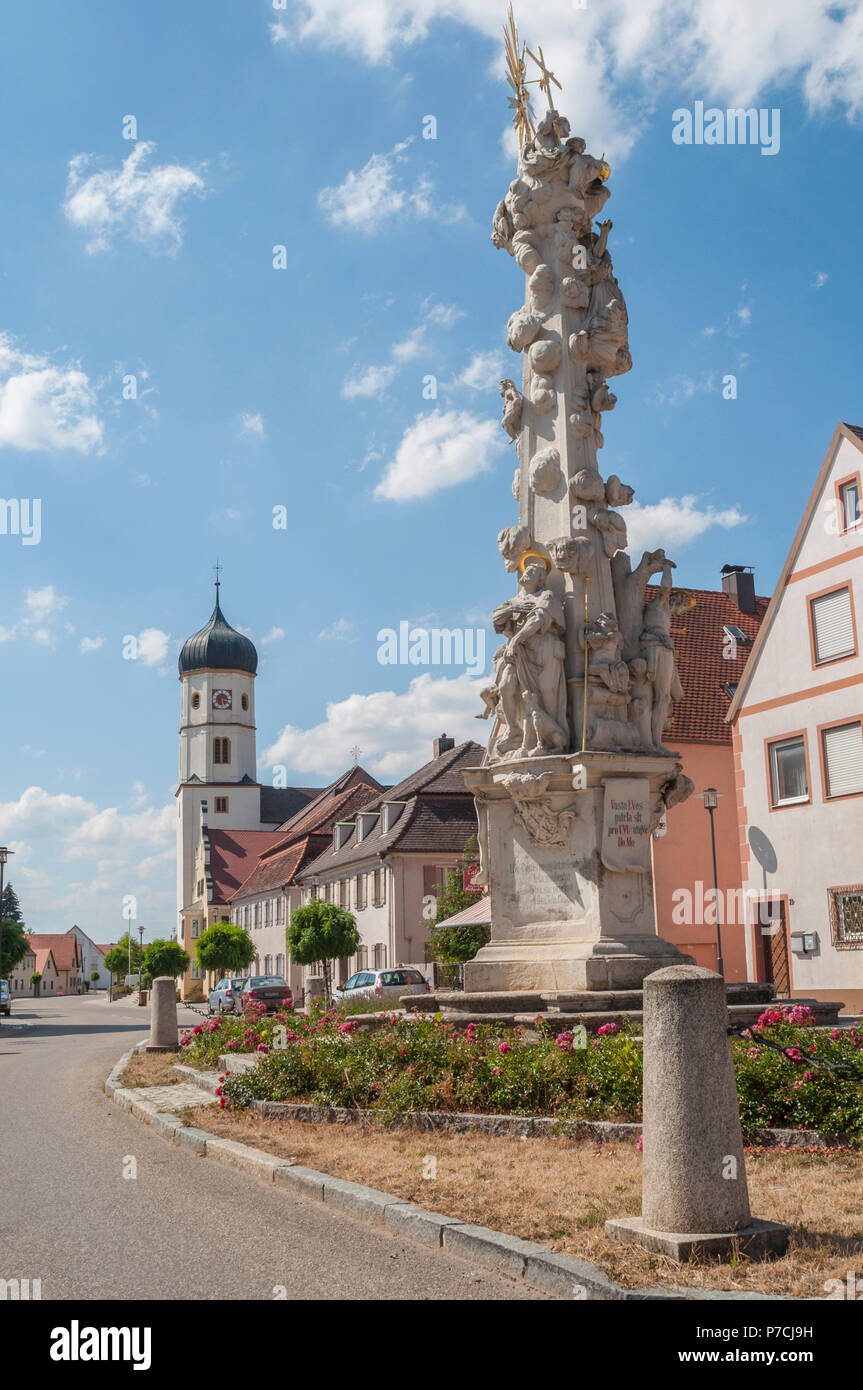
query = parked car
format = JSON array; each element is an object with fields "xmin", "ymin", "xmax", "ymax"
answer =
[
  {"xmin": 238, "ymin": 976, "xmax": 293, "ymax": 1014},
  {"xmin": 207, "ymin": 976, "xmax": 248, "ymax": 1015},
  {"xmin": 333, "ymin": 967, "xmax": 429, "ymax": 1006},
  {"xmin": 0, "ymin": 980, "xmax": 10, "ymax": 1016}
]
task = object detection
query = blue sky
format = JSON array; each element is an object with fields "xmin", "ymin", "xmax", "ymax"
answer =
[{"xmin": 2, "ymin": 0, "xmax": 863, "ymax": 939}]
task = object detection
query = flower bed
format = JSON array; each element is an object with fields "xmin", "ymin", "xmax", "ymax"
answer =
[{"xmin": 178, "ymin": 1002, "xmax": 863, "ymax": 1139}]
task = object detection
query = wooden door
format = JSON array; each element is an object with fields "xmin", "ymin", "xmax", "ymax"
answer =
[{"xmin": 756, "ymin": 899, "xmax": 790, "ymax": 996}]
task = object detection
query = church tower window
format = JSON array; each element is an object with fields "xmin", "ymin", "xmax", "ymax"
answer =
[
  {"xmin": 192, "ymin": 692, "xmax": 201, "ymax": 709},
  {"xmin": 213, "ymin": 737, "xmax": 231, "ymax": 765},
  {"xmin": 241, "ymin": 694, "xmax": 248, "ymax": 710}
]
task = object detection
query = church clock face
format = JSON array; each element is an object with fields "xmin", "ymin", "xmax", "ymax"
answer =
[{"xmin": 212, "ymin": 689, "xmax": 232, "ymax": 710}]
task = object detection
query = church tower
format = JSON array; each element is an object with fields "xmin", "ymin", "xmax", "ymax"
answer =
[{"xmin": 175, "ymin": 579, "xmax": 262, "ymax": 942}]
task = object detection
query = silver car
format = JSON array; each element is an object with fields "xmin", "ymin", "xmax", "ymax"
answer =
[
  {"xmin": 0, "ymin": 980, "xmax": 10, "ymax": 1016},
  {"xmin": 333, "ymin": 967, "xmax": 429, "ymax": 1006},
  {"xmin": 207, "ymin": 976, "xmax": 247, "ymax": 1015}
]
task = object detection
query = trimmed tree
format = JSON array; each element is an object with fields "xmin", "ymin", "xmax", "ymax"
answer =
[
  {"xmin": 103, "ymin": 945, "xmax": 130, "ymax": 984},
  {"xmin": 286, "ymin": 901, "xmax": 359, "ymax": 1000},
  {"xmin": 196, "ymin": 922, "xmax": 255, "ymax": 982},
  {"xmin": 424, "ymin": 836, "xmax": 487, "ymax": 986},
  {"xmin": 1, "ymin": 918, "xmax": 29, "ymax": 978},
  {"xmin": 89, "ymin": 970, "xmax": 101, "ymax": 985},
  {"xmin": 143, "ymin": 939, "xmax": 190, "ymax": 981},
  {"xmin": 30, "ymin": 972, "xmax": 42, "ymax": 998}
]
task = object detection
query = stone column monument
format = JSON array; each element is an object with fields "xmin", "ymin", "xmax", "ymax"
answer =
[{"xmin": 460, "ymin": 25, "xmax": 695, "ymax": 998}]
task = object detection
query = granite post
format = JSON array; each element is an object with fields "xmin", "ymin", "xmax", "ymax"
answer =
[
  {"xmin": 146, "ymin": 976, "xmax": 179, "ymax": 1053},
  {"xmin": 606, "ymin": 965, "xmax": 789, "ymax": 1260}
]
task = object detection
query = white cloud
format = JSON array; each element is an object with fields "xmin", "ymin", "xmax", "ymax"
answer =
[
  {"xmin": 25, "ymin": 586, "xmax": 68, "ymax": 623},
  {"xmin": 239, "ymin": 411, "xmax": 265, "ymax": 438},
  {"xmin": 0, "ymin": 333, "xmax": 103, "ymax": 454},
  {"xmin": 63, "ymin": 141, "xmax": 206, "ymax": 254},
  {"xmin": 0, "ymin": 786, "xmax": 176, "ymax": 934},
  {"xmin": 280, "ymin": 1, "xmax": 863, "ymax": 159},
  {"xmin": 262, "ymin": 671, "xmax": 485, "ymax": 779},
  {"xmin": 812, "ymin": 270, "xmax": 829, "ymax": 289},
  {"xmin": 653, "ymin": 371, "xmax": 716, "ymax": 407},
  {"xmin": 457, "ymin": 350, "xmax": 505, "ymax": 391},
  {"xmin": 737, "ymin": 303, "xmax": 752, "ymax": 325},
  {"xmin": 261, "ymin": 626, "xmax": 285, "ymax": 645},
  {"xmin": 624, "ymin": 495, "xmax": 748, "ymax": 554},
  {"xmin": 318, "ymin": 617, "xmax": 355, "ymax": 641},
  {"xmin": 375, "ymin": 408, "xmax": 504, "ymax": 501},
  {"xmin": 0, "ymin": 786, "xmax": 97, "ymax": 837},
  {"xmin": 392, "ymin": 300, "xmax": 464, "ymax": 363},
  {"xmin": 318, "ymin": 139, "xmax": 464, "ymax": 233},
  {"xmin": 342, "ymin": 364, "xmax": 398, "ymax": 399},
  {"xmin": 134, "ymin": 628, "xmax": 171, "ymax": 668},
  {"xmin": 79, "ymin": 635, "xmax": 104, "ymax": 654}
]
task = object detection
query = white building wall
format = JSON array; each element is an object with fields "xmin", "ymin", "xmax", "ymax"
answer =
[{"xmin": 735, "ymin": 428, "xmax": 863, "ymax": 1005}]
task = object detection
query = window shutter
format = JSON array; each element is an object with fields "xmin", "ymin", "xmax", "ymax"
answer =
[
  {"xmin": 812, "ymin": 588, "xmax": 855, "ymax": 663},
  {"xmin": 823, "ymin": 722, "xmax": 863, "ymax": 798}
]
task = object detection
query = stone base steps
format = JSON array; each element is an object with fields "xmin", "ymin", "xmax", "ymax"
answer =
[{"xmin": 408, "ymin": 984, "xmax": 844, "ymax": 1030}]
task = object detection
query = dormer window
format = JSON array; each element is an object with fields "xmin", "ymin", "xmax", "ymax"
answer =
[
  {"xmin": 333, "ymin": 821, "xmax": 354, "ymax": 851},
  {"xmin": 381, "ymin": 801, "xmax": 407, "ymax": 833},
  {"xmin": 356, "ymin": 811, "xmax": 379, "ymax": 843},
  {"xmin": 723, "ymin": 624, "xmax": 748, "ymax": 646}
]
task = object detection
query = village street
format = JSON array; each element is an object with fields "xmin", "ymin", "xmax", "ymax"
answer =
[{"xmin": 0, "ymin": 994, "xmax": 544, "ymax": 1301}]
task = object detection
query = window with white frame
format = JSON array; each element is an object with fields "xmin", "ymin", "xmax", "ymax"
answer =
[
  {"xmin": 357, "ymin": 945, "xmax": 368, "ymax": 970},
  {"xmin": 841, "ymin": 479, "xmax": 861, "ymax": 531},
  {"xmin": 822, "ymin": 721, "xmax": 863, "ymax": 798},
  {"xmin": 264, "ymin": 955, "xmax": 272, "ymax": 975},
  {"xmin": 191, "ymin": 919, "xmax": 201, "ymax": 939},
  {"xmin": 373, "ymin": 943, "xmax": 386, "ymax": 969},
  {"xmin": 276, "ymin": 953, "xmax": 285, "ymax": 977},
  {"xmin": 811, "ymin": 587, "xmax": 855, "ymax": 664},
  {"xmin": 768, "ymin": 735, "xmax": 809, "ymax": 806}
]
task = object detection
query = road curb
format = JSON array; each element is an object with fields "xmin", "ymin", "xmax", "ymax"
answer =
[{"xmin": 104, "ymin": 1050, "xmax": 783, "ymax": 1302}]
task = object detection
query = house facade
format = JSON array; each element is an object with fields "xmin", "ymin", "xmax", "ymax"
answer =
[
  {"xmin": 650, "ymin": 569, "xmax": 768, "ymax": 980},
  {"xmin": 66, "ymin": 924, "xmax": 112, "ymax": 989},
  {"xmin": 8, "ymin": 935, "xmax": 83, "ymax": 995},
  {"xmin": 728, "ymin": 422, "xmax": 863, "ymax": 1011},
  {"xmin": 296, "ymin": 737, "xmax": 482, "ymax": 988}
]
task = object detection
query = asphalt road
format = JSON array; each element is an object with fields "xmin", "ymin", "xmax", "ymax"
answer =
[{"xmin": 0, "ymin": 994, "xmax": 548, "ymax": 1301}]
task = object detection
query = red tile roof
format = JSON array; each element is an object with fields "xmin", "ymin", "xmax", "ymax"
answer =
[
  {"xmin": 25, "ymin": 935, "xmax": 83, "ymax": 972},
  {"xmin": 646, "ymin": 585, "xmax": 768, "ymax": 745},
  {"xmin": 206, "ymin": 829, "xmax": 288, "ymax": 905},
  {"xmin": 230, "ymin": 837, "xmax": 311, "ymax": 899}
]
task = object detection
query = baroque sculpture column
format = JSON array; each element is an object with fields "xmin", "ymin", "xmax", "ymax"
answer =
[{"xmin": 463, "ymin": 34, "xmax": 695, "ymax": 995}]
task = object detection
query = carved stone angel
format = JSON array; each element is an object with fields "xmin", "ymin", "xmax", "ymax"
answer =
[{"xmin": 479, "ymin": 560, "xmax": 568, "ymax": 760}]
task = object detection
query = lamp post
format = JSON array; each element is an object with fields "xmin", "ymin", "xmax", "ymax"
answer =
[
  {"xmin": 138, "ymin": 925, "xmax": 145, "ymax": 1005},
  {"xmin": 700, "ymin": 789, "xmax": 725, "ymax": 979},
  {"xmin": 0, "ymin": 847, "xmax": 14, "ymax": 1029}
]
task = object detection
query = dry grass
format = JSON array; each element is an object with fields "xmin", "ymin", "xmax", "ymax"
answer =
[
  {"xmin": 183, "ymin": 1105, "xmax": 863, "ymax": 1297},
  {"xmin": 119, "ymin": 1051, "xmax": 183, "ymax": 1088}
]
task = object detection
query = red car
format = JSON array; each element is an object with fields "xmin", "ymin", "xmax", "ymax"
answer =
[{"xmin": 238, "ymin": 976, "xmax": 293, "ymax": 1014}]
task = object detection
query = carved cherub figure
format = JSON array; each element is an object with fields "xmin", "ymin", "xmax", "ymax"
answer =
[{"xmin": 499, "ymin": 379, "xmax": 523, "ymax": 441}]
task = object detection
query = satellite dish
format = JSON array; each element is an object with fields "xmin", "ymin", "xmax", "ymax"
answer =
[{"xmin": 748, "ymin": 826, "xmax": 777, "ymax": 875}]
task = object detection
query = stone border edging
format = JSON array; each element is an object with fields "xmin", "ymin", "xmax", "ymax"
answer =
[
  {"xmin": 103, "ymin": 1049, "xmax": 789, "ymax": 1302},
  {"xmin": 175, "ymin": 1059, "xmax": 855, "ymax": 1150}
]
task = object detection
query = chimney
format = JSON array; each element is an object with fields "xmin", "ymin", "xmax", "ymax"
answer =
[
  {"xmin": 434, "ymin": 733, "xmax": 455, "ymax": 757},
  {"xmin": 720, "ymin": 564, "xmax": 756, "ymax": 615}
]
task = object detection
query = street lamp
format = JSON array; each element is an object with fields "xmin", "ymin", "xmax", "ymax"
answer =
[
  {"xmin": 700, "ymin": 789, "xmax": 725, "ymax": 979},
  {"xmin": 138, "ymin": 925, "xmax": 145, "ymax": 1005},
  {"xmin": 0, "ymin": 847, "xmax": 15, "ymax": 1030}
]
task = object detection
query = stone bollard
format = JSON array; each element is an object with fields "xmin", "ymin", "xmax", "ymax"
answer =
[
  {"xmin": 145, "ymin": 976, "xmax": 179, "ymax": 1053},
  {"xmin": 605, "ymin": 964, "xmax": 788, "ymax": 1261}
]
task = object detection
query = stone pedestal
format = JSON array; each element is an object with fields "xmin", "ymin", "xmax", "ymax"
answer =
[
  {"xmin": 146, "ymin": 976, "xmax": 179, "ymax": 1053},
  {"xmin": 463, "ymin": 752, "xmax": 693, "ymax": 994},
  {"xmin": 605, "ymin": 965, "xmax": 789, "ymax": 1261}
]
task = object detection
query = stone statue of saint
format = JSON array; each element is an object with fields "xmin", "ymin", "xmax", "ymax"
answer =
[
  {"xmin": 480, "ymin": 560, "xmax": 568, "ymax": 759},
  {"xmin": 639, "ymin": 565, "xmax": 688, "ymax": 751}
]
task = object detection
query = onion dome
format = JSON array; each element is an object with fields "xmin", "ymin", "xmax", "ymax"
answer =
[{"xmin": 179, "ymin": 589, "xmax": 258, "ymax": 675}]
